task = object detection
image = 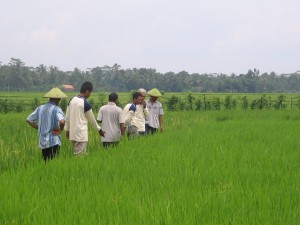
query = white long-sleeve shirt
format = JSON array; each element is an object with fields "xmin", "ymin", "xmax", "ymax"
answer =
[
  {"xmin": 123, "ymin": 103, "xmax": 149, "ymax": 132},
  {"xmin": 134, "ymin": 104, "xmax": 149, "ymax": 132},
  {"xmin": 65, "ymin": 96, "xmax": 101, "ymax": 142},
  {"xmin": 123, "ymin": 103, "xmax": 136, "ymax": 127}
]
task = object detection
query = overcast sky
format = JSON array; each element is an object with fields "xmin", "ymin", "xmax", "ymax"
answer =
[{"xmin": 1, "ymin": 0, "xmax": 299, "ymax": 74}]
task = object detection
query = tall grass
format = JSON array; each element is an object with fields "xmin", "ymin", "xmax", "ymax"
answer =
[{"xmin": 0, "ymin": 110, "xmax": 299, "ymax": 224}]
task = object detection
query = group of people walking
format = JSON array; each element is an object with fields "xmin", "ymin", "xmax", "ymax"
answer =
[{"xmin": 26, "ymin": 81, "xmax": 164, "ymax": 161}]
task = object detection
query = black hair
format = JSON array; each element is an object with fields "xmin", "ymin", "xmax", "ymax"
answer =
[
  {"xmin": 80, "ymin": 81, "xmax": 93, "ymax": 93},
  {"xmin": 109, "ymin": 93, "xmax": 118, "ymax": 102},
  {"xmin": 132, "ymin": 92, "xmax": 142, "ymax": 100}
]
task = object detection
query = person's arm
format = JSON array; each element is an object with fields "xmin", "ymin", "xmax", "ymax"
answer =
[
  {"xmin": 59, "ymin": 120, "xmax": 65, "ymax": 131},
  {"xmin": 86, "ymin": 109, "xmax": 105, "ymax": 137},
  {"xmin": 53, "ymin": 119, "xmax": 65, "ymax": 135},
  {"xmin": 27, "ymin": 109, "xmax": 38, "ymax": 129},
  {"xmin": 119, "ymin": 109, "xmax": 126, "ymax": 136},
  {"xmin": 143, "ymin": 107, "xmax": 149, "ymax": 120},
  {"xmin": 159, "ymin": 115, "xmax": 163, "ymax": 132},
  {"xmin": 124, "ymin": 104, "xmax": 136, "ymax": 126},
  {"xmin": 65, "ymin": 106, "xmax": 70, "ymax": 139},
  {"xmin": 27, "ymin": 120, "xmax": 38, "ymax": 129},
  {"xmin": 120, "ymin": 123, "xmax": 125, "ymax": 136},
  {"xmin": 86, "ymin": 109, "xmax": 101, "ymax": 130},
  {"xmin": 96, "ymin": 107, "xmax": 102, "ymax": 123},
  {"xmin": 53, "ymin": 108, "xmax": 66, "ymax": 135},
  {"xmin": 125, "ymin": 111, "xmax": 134, "ymax": 126},
  {"xmin": 159, "ymin": 103, "xmax": 164, "ymax": 132}
]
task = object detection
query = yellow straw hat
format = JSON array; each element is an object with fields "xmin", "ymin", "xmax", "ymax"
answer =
[
  {"xmin": 147, "ymin": 88, "xmax": 162, "ymax": 97},
  {"xmin": 43, "ymin": 87, "xmax": 68, "ymax": 98}
]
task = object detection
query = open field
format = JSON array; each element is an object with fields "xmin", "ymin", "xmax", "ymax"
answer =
[
  {"xmin": 0, "ymin": 107, "xmax": 299, "ymax": 224},
  {"xmin": 1, "ymin": 91, "xmax": 300, "ymax": 112}
]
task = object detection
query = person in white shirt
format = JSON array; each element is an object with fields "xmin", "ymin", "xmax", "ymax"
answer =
[
  {"xmin": 65, "ymin": 81, "xmax": 105, "ymax": 155},
  {"xmin": 97, "ymin": 93, "xmax": 125, "ymax": 148},
  {"xmin": 123, "ymin": 92, "xmax": 143, "ymax": 138},
  {"xmin": 146, "ymin": 88, "xmax": 164, "ymax": 134},
  {"xmin": 135, "ymin": 88, "xmax": 149, "ymax": 136}
]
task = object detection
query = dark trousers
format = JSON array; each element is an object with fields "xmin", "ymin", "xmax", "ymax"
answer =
[
  {"xmin": 42, "ymin": 145, "xmax": 60, "ymax": 161},
  {"xmin": 102, "ymin": 142, "xmax": 119, "ymax": 148},
  {"xmin": 145, "ymin": 124, "xmax": 158, "ymax": 135},
  {"xmin": 138, "ymin": 131, "xmax": 146, "ymax": 136}
]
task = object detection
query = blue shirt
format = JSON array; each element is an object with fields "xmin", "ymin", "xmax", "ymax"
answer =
[
  {"xmin": 27, "ymin": 102, "xmax": 65, "ymax": 149},
  {"xmin": 77, "ymin": 95, "xmax": 92, "ymax": 112}
]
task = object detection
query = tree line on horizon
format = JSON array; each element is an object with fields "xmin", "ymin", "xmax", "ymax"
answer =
[{"xmin": 1, "ymin": 58, "xmax": 300, "ymax": 93}]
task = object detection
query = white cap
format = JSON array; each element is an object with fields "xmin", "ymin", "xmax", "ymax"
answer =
[{"xmin": 138, "ymin": 88, "xmax": 147, "ymax": 96}]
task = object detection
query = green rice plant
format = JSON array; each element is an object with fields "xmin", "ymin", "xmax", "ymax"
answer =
[{"xmin": 1, "ymin": 110, "xmax": 300, "ymax": 224}]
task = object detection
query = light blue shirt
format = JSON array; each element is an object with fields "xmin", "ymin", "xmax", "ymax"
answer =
[{"xmin": 27, "ymin": 102, "xmax": 65, "ymax": 149}]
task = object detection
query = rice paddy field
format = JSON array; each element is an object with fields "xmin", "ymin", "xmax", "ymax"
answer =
[{"xmin": 0, "ymin": 92, "xmax": 300, "ymax": 224}]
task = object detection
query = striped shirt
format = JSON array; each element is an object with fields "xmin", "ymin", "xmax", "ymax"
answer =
[
  {"xmin": 27, "ymin": 102, "xmax": 65, "ymax": 149},
  {"xmin": 146, "ymin": 100, "xmax": 164, "ymax": 128}
]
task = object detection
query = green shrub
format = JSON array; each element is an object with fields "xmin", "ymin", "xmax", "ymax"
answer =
[
  {"xmin": 60, "ymin": 98, "xmax": 67, "ymax": 112},
  {"xmin": 166, "ymin": 95, "xmax": 180, "ymax": 111},
  {"xmin": 212, "ymin": 97, "xmax": 221, "ymax": 110},
  {"xmin": 195, "ymin": 98, "xmax": 202, "ymax": 111},
  {"xmin": 274, "ymin": 94, "xmax": 286, "ymax": 110},
  {"xmin": 31, "ymin": 98, "xmax": 40, "ymax": 110},
  {"xmin": 241, "ymin": 96, "xmax": 248, "ymax": 110}
]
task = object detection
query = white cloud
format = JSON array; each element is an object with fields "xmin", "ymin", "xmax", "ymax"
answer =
[{"xmin": 1, "ymin": 0, "xmax": 300, "ymax": 74}]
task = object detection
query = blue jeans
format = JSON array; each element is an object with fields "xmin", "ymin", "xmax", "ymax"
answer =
[{"xmin": 145, "ymin": 124, "xmax": 158, "ymax": 135}]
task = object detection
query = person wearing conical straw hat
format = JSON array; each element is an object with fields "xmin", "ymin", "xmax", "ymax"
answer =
[
  {"xmin": 145, "ymin": 88, "xmax": 164, "ymax": 134},
  {"xmin": 65, "ymin": 81, "xmax": 106, "ymax": 155},
  {"xmin": 26, "ymin": 87, "xmax": 67, "ymax": 162}
]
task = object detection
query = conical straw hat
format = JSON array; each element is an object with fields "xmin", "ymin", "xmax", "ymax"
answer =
[
  {"xmin": 43, "ymin": 87, "xmax": 68, "ymax": 98},
  {"xmin": 147, "ymin": 88, "xmax": 162, "ymax": 97}
]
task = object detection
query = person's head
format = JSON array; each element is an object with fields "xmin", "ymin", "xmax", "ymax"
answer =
[
  {"xmin": 150, "ymin": 96, "xmax": 158, "ymax": 102},
  {"xmin": 138, "ymin": 88, "xmax": 147, "ymax": 102},
  {"xmin": 147, "ymin": 88, "xmax": 162, "ymax": 102},
  {"xmin": 108, "ymin": 93, "xmax": 118, "ymax": 103},
  {"xmin": 132, "ymin": 92, "xmax": 143, "ymax": 105},
  {"xmin": 43, "ymin": 87, "xmax": 68, "ymax": 105},
  {"xmin": 80, "ymin": 81, "xmax": 93, "ymax": 98},
  {"xmin": 50, "ymin": 98, "xmax": 61, "ymax": 105}
]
